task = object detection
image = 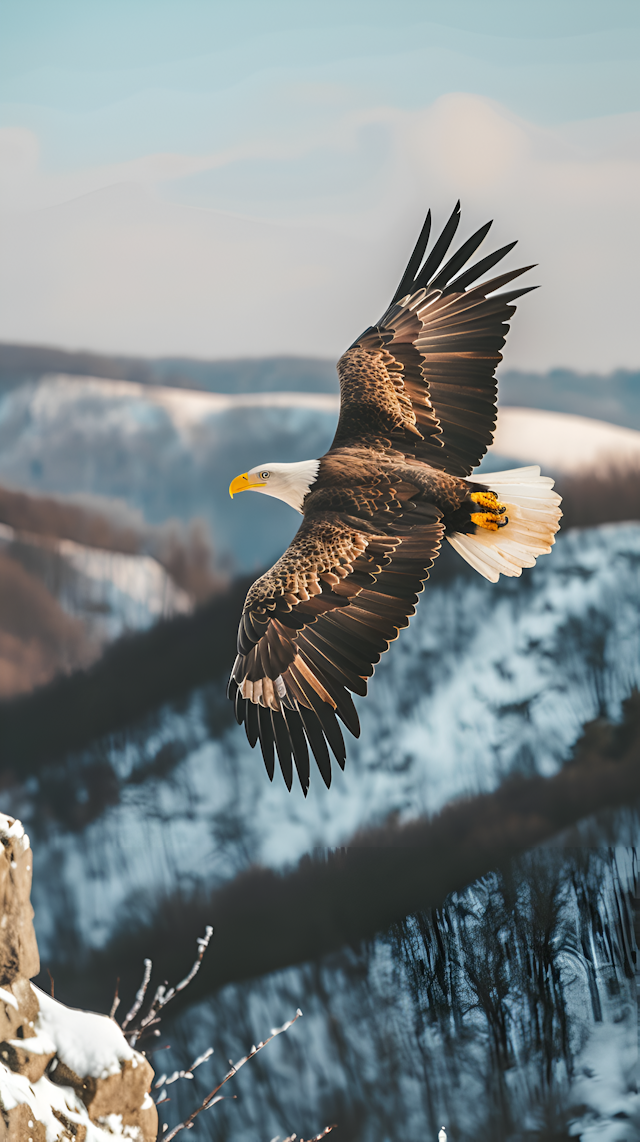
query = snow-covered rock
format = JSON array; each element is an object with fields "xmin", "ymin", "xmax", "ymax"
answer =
[
  {"xmin": 0, "ymin": 813, "xmax": 39, "ymax": 995},
  {"xmin": 0, "ymin": 816, "xmax": 157, "ymax": 1142}
]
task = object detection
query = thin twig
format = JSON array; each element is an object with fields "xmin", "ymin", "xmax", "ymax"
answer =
[
  {"xmin": 170, "ymin": 926, "xmax": 214, "ymax": 998},
  {"xmin": 161, "ymin": 1096, "xmax": 236, "ymax": 1133},
  {"xmin": 305, "ymin": 1128, "xmax": 336, "ymax": 1142},
  {"xmin": 161, "ymin": 1010, "xmax": 303, "ymax": 1141},
  {"xmin": 121, "ymin": 958, "xmax": 152, "ymax": 1030},
  {"xmin": 109, "ymin": 977, "xmax": 120, "ymax": 1020},
  {"xmin": 123, "ymin": 927, "xmax": 214, "ymax": 1046},
  {"xmin": 154, "ymin": 1045, "xmax": 215, "ymax": 1093},
  {"xmin": 274, "ymin": 1125, "xmax": 336, "ymax": 1142}
]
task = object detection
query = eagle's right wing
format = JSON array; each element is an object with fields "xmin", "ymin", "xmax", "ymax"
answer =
[{"xmin": 332, "ymin": 203, "xmax": 536, "ymax": 477}]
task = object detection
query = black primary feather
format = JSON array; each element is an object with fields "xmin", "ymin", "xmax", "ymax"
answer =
[
  {"xmin": 258, "ymin": 706, "xmax": 276, "ymax": 781},
  {"xmin": 413, "ymin": 200, "xmax": 461, "ymax": 290},
  {"xmin": 390, "ymin": 209, "xmax": 432, "ymax": 304},
  {"xmin": 272, "ymin": 711, "xmax": 294, "ymax": 791}
]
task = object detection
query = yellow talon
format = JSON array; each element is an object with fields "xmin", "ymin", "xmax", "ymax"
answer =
[
  {"xmin": 470, "ymin": 491, "xmax": 507, "ymax": 513},
  {"xmin": 470, "ymin": 512, "xmax": 500, "ymax": 532}
]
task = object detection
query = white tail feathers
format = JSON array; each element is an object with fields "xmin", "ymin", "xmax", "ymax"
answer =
[{"xmin": 447, "ymin": 465, "xmax": 562, "ymax": 583}]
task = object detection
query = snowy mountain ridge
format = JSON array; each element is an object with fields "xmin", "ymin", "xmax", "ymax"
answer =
[{"xmin": 2, "ymin": 373, "xmax": 640, "ymax": 575}]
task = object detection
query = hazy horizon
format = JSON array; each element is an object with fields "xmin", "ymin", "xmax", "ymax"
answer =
[{"xmin": 1, "ymin": 1, "xmax": 639, "ymax": 369}]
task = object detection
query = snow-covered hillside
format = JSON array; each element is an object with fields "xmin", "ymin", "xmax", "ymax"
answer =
[
  {"xmin": 0, "ymin": 374, "xmax": 339, "ymax": 572},
  {"xmin": 3, "ymin": 374, "xmax": 639, "ymax": 573},
  {"xmin": 492, "ymin": 405, "xmax": 640, "ymax": 471},
  {"xmin": 2, "ymin": 372, "xmax": 637, "ymax": 945},
  {"xmin": 7, "ymin": 519, "xmax": 636, "ymax": 1140},
  {"xmin": 23, "ymin": 521, "xmax": 640, "ymax": 956},
  {"xmin": 0, "ymin": 522, "xmax": 190, "ymax": 638},
  {"xmin": 15, "ymin": 510, "xmax": 638, "ymax": 1141},
  {"xmin": 0, "ymin": 520, "xmax": 192, "ymax": 697}
]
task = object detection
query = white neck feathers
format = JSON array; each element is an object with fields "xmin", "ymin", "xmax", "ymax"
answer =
[{"xmin": 251, "ymin": 459, "xmax": 320, "ymax": 512}]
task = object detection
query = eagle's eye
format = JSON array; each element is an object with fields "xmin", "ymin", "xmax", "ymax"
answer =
[{"xmin": 260, "ymin": 471, "xmax": 270, "ymax": 479}]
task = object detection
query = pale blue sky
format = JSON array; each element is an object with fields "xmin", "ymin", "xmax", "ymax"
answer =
[
  {"xmin": 2, "ymin": 0, "xmax": 639, "ymax": 166},
  {"xmin": 0, "ymin": 1, "xmax": 639, "ymax": 366}
]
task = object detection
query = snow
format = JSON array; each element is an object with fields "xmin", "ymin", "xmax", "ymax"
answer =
[
  {"xmin": 58, "ymin": 539, "xmax": 190, "ymax": 615},
  {"xmin": 34, "ymin": 374, "xmax": 340, "ymax": 432},
  {"xmin": 0, "ymin": 989, "xmax": 151, "ymax": 1139},
  {"xmin": 7, "ymin": 1029, "xmax": 56, "ymax": 1055},
  {"xmin": 0, "ymin": 987, "xmax": 18, "ymax": 1010},
  {"xmin": 0, "ymin": 374, "xmax": 339, "ymax": 571},
  {"xmin": 33, "ymin": 986, "xmax": 136, "ymax": 1080},
  {"xmin": 0, "ymin": 1061, "xmax": 142, "ymax": 1141},
  {"xmin": 569, "ymin": 1021, "xmax": 640, "ymax": 1141},
  {"xmin": 56, "ymin": 537, "xmax": 191, "ymax": 634},
  {"xmin": 492, "ymin": 406, "xmax": 640, "ymax": 473},
  {"xmin": 0, "ymin": 813, "xmax": 29, "ymax": 851},
  {"xmin": 2, "ymin": 374, "xmax": 639, "ymax": 1135},
  {"xmin": 96, "ymin": 1114, "xmax": 144, "ymax": 1139}
]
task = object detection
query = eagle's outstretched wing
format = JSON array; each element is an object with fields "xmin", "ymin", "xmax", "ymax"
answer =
[
  {"xmin": 229, "ymin": 484, "xmax": 443, "ymax": 793},
  {"xmin": 230, "ymin": 203, "xmax": 540, "ymax": 791},
  {"xmin": 332, "ymin": 201, "xmax": 535, "ymax": 476}
]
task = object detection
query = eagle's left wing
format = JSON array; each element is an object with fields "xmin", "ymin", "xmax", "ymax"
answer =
[
  {"xmin": 229, "ymin": 494, "xmax": 443, "ymax": 793},
  {"xmin": 332, "ymin": 202, "xmax": 536, "ymax": 477}
]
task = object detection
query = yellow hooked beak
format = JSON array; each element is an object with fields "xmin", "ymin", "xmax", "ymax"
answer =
[{"xmin": 229, "ymin": 472, "xmax": 266, "ymax": 498}]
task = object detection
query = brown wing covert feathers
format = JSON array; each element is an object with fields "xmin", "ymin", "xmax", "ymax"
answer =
[{"xmin": 229, "ymin": 510, "xmax": 443, "ymax": 794}]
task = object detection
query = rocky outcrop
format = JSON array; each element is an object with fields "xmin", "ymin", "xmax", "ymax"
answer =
[{"xmin": 0, "ymin": 813, "xmax": 157, "ymax": 1141}]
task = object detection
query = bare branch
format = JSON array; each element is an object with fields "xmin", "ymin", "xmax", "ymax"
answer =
[
  {"xmin": 121, "ymin": 927, "xmax": 216, "ymax": 1046},
  {"xmin": 161, "ymin": 1010, "xmax": 303, "ymax": 1141},
  {"xmin": 121, "ymin": 928, "xmax": 214, "ymax": 1046},
  {"xmin": 159, "ymin": 925, "xmax": 214, "ymax": 1005}
]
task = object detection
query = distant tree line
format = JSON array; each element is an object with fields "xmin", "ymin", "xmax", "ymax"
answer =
[{"xmin": 0, "ymin": 341, "xmax": 338, "ymax": 395}]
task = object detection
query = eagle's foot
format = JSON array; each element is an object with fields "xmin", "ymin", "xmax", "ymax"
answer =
[
  {"xmin": 470, "ymin": 491, "xmax": 508, "ymax": 530},
  {"xmin": 470, "ymin": 512, "xmax": 498, "ymax": 531},
  {"xmin": 471, "ymin": 491, "xmax": 507, "ymax": 513},
  {"xmin": 470, "ymin": 511, "xmax": 509, "ymax": 532}
]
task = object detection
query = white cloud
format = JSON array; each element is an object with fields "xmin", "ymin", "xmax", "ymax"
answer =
[{"xmin": 0, "ymin": 94, "xmax": 638, "ymax": 369}]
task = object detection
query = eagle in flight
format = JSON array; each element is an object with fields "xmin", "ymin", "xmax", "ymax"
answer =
[{"xmin": 228, "ymin": 203, "xmax": 562, "ymax": 793}]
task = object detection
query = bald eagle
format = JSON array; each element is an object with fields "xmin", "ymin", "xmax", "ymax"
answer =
[{"xmin": 228, "ymin": 203, "xmax": 562, "ymax": 793}]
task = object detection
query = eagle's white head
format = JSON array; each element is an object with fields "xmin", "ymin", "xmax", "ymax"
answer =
[{"xmin": 229, "ymin": 459, "xmax": 320, "ymax": 513}]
